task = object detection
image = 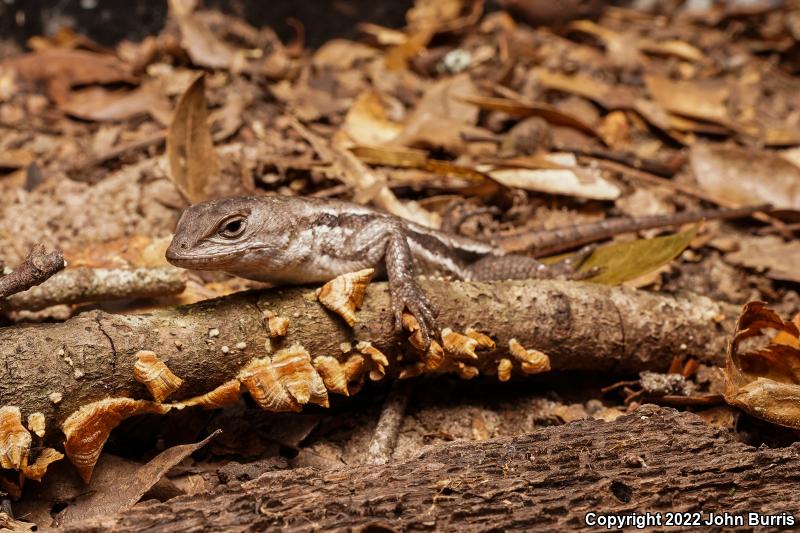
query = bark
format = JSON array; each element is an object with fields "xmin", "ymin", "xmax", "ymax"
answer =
[
  {"xmin": 5, "ymin": 267, "xmax": 186, "ymax": 311},
  {"xmin": 0, "ymin": 244, "xmax": 65, "ymax": 301},
  {"xmin": 60, "ymin": 405, "xmax": 800, "ymax": 532},
  {"xmin": 0, "ymin": 279, "xmax": 738, "ymax": 441}
]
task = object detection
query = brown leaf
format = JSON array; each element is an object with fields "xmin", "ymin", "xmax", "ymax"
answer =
[
  {"xmin": 724, "ymin": 303, "xmax": 800, "ymax": 429},
  {"xmin": 480, "ymin": 153, "xmax": 620, "ymax": 200},
  {"xmin": 458, "ymin": 94, "xmax": 599, "ymax": 138},
  {"xmin": 56, "ymin": 431, "xmax": 220, "ymax": 525},
  {"xmin": 690, "ymin": 143, "xmax": 800, "ymax": 209},
  {"xmin": 168, "ymin": 0, "xmax": 236, "ymax": 69},
  {"xmin": 59, "ymin": 84, "xmax": 172, "ymax": 125},
  {"xmin": 644, "ymin": 75, "xmax": 732, "ymax": 127},
  {"xmin": 2, "ymin": 49, "xmax": 136, "ymax": 88},
  {"xmin": 725, "ymin": 236, "xmax": 800, "ymax": 283},
  {"xmin": 166, "ymin": 73, "xmax": 219, "ymax": 203},
  {"xmin": 343, "ymin": 90, "xmax": 404, "ymax": 145}
]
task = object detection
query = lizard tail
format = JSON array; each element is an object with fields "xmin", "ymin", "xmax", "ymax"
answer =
[{"xmin": 493, "ymin": 204, "xmax": 772, "ymax": 258}]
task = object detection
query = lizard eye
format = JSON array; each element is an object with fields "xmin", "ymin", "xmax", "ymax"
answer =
[{"xmin": 217, "ymin": 216, "xmax": 247, "ymax": 238}]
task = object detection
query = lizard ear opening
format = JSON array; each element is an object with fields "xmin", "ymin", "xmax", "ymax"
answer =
[{"xmin": 217, "ymin": 215, "xmax": 247, "ymax": 238}]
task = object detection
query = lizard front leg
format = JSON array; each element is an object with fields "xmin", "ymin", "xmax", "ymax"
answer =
[{"xmin": 384, "ymin": 232, "xmax": 438, "ymax": 351}]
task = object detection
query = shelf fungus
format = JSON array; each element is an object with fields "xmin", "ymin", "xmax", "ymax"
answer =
[
  {"xmin": 402, "ymin": 312, "xmax": 445, "ymax": 371},
  {"xmin": 27, "ymin": 412, "xmax": 46, "ymax": 438},
  {"xmin": 264, "ymin": 310, "xmax": 290, "ymax": 338},
  {"xmin": 441, "ymin": 328, "xmax": 479, "ymax": 361},
  {"xmin": 62, "ymin": 398, "xmax": 172, "ymax": 483},
  {"xmin": 177, "ymin": 379, "xmax": 242, "ymax": 410},
  {"xmin": 465, "ymin": 328, "xmax": 496, "ymax": 351},
  {"xmin": 316, "ymin": 268, "xmax": 374, "ymax": 326},
  {"xmin": 356, "ymin": 341, "xmax": 389, "ymax": 381},
  {"xmin": 497, "ymin": 358, "xmax": 513, "ymax": 382},
  {"xmin": 239, "ymin": 344, "xmax": 329, "ymax": 412},
  {"xmin": 133, "ymin": 351, "xmax": 184, "ymax": 402},
  {"xmin": 313, "ymin": 356, "xmax": 350, "ymax": 396},
  {"xmin": 0, "ymin": 406, "xmax": 31, "ymax": 471},
  {"xmin": 509, "ymin": 338, "xmax": 552, "ymax": 375},
  {"xmin": 21, "ymin": 448, "xmax": 64, "ymax": 481},
  {"xmin": 455, "ymin": 362, "xmax": 480, "ymax": 380}
]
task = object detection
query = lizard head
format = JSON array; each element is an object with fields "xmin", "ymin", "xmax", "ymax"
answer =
[{"xmin": 166, "ymin": 196, "xmax": 291, "ymax": 275}]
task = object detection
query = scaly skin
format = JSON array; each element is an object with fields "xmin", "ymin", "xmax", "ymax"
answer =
[{"xmin": 165, "ymin": 196, "xmax": 590, "ymax": 349}]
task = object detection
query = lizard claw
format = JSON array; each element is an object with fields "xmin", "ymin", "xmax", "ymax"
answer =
[{"xmin": 391, "ymin": 281, "xmax": 438, "ymax": 352}]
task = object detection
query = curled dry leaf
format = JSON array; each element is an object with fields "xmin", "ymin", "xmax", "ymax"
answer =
[
  {"xmin": 0, "ymin": 406, "xmax": 31, "ymax": 470},
  {"xmin": 690, "ymin": 143, "xmax": 800, "ymax": 209},
  {"xmin": 497, "ymin": 358, "xmax": 513, "ymax": 382},
  {"xmin": 723, "ymin": 302, "xmax": 800, "ymax": 428},
  {"xmin": 62, "ymin": 398, "xmax": 172, "ymax": 483},
  {"xmin": 441, "ymin": 328, "xmax": 479, "ymax": 360},
  {"xmin": 316, "ymin": 268, "xmax": 375, "ymax": 326},
  {"xmin": 509, "ymin": 338, "xmax": 551, "ymax": 375},
  {"xmin": 26, "ymin": 412, "xmax": 45, "ymax": 438},
  {"xmin": 166, "ymin": 73, "xmax": 219, "ymax": 203},
  {"xmin": 133, "ymin": 350, "xmax": 184, "ymax": 402},
  {"xmin": 263, "ymin": 310, "xmax": 290, "ymax": 338},
  {"xmin": 177, "ymin": 379, "xmax": 241, "ymax": 409}
]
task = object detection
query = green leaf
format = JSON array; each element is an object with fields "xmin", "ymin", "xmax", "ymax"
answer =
[{"xmin": 573, "ymin": 224, "xmax": 700, "ymax": 285}]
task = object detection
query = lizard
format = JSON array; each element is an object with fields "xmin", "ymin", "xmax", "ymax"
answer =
[{"xmin": 165, "ymin": 195, "xmax": 766, "ymax": 350}]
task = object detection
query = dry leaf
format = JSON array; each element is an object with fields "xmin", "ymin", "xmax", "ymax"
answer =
[
  {"xmin": 724, "ymin": 302, "xmax": 800, "ymax": 429},
  {"xmin": 481, "ymin": 153, "xmax": 620, "ymax": 200},
  {"xmin": 343, "ymin": 89, "xmax": 404, "ymax": 145},
  {"xmin": 459, "ymin": 94, "xmax": 599, "ymax": 138},
  {"xmin": 168, "ymin": 0, "xmax": 236, "ymax": 69},
  {"xmin": 690, "ymin": 143, "xmax": 800, "ymax": 209},
  {"xmin": 166, "ymin": 73, "xmax": 219, "ymax": 203},
  {"xmin": 577, "ymin": 225, "xmax": 700, "ymax": 285},
  {"xmin": 645, "ymin": 75, "xmax": 731, "ymax": 127},
  {"xmin": 59, "ymin": 84, "xmax": 171, "ymax": 125},
  {"xmin": 725, "ymin": 236, "xmax": 800, "ymax": 283},
  {"xmin": 56, "ymin": 431, "xmax": 220, "ymax": 525}
]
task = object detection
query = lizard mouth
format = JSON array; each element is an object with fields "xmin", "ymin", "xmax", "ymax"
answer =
[{"xmin": 165, "ymin": 244, "xmax": 241, "ymax": 270}]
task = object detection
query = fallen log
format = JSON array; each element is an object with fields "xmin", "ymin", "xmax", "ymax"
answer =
[
  {"xmin": 60, "ymin": 405, "xmax": 800, "ymax": 531},
  {"xmin": 0, "ymin": 279, "xmax": 737, "ymax": 442}
]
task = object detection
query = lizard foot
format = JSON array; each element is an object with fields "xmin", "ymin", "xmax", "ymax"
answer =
[{"xmin": 391, "ymin": 280, "xmax": 438, "ymax": 352}]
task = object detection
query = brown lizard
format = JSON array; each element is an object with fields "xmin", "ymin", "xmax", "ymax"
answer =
[{"xmin": 166, "ymin": 196, "xmax": 765, "ymax": 349}]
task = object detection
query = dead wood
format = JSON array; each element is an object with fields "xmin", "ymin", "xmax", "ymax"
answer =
[
  {"xmin": 59, "ymin": 405, "xmax": 800, "ymax": 532},
  {"xmin": 0, "ymin": 279, "xmax": 737, "ymax": 443},
  {"xmin": 4, "ymin": 267, "xmax": 186, "ymax": 312},
  {"xmin": 0, "ymin": 244, "xmax": 65, "ymax": 301}
]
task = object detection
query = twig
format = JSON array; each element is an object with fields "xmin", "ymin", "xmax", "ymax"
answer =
[
  {"xmin": 366, "ymin": 381, "xmax": 414, "ymax": 465},
  {"xmin": 5, "ymin": 267, "xmax": 186, "ymax": 312},
  {"xmin": 0, "ymin": 244, "xmax": 65, "ymax": 301}
]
